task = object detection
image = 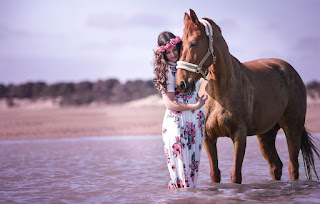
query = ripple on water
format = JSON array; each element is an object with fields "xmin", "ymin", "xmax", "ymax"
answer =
[{"xmin": 0, "ymin": 134, "xmax": 319, "ymax": 203}]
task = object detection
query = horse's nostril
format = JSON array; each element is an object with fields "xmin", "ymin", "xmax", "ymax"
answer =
[
  {"xmin": 190, "ymin": 80, "xmax": 195, "ymax": 91},
  {"xmin": 180, "ymin": 81, "xmax": 186, "ymax": 90},
  {"xmin": 191, "ymin": 83, "xmax": 195, "ymax": 91}
]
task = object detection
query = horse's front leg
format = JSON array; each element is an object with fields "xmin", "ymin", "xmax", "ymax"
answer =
[
  {"xmin": 231, "ymin": 128, "xmax": 247, "ymax": 184},
  {"xmin": 203, "ymin": 132, "xmax": 220, "ymax": 182}
]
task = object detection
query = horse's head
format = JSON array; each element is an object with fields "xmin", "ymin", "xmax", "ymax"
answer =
[{"xmin": 176, "ymin": 9, "xmax": 219, "ymax": 93}]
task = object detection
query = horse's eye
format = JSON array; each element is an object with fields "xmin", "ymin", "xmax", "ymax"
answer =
[{"xmin": 190, "ymin": 41, "xmax": 197, "ymax": 48}]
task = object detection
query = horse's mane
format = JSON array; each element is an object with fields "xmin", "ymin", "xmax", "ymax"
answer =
[
  {"xmin": 184, "ymin": 17, "xmax": 222, "ymax": 36},
  {"xmin": 203, "ymin": 18, "xmax": 222, "ymax": 34}
]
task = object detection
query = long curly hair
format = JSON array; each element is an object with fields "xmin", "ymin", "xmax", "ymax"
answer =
[{"xmin": 153, "ymin": 31, "xmax": 182, "ymax": 92}]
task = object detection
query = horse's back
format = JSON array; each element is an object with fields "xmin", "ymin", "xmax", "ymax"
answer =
[
  {"xmin": 255, "ymin": 58, "xmax": 307, "ymax": 120},
  {"xmin": 243, "ymin": 58, "xmax": 306, "ymax": 97},
  {"xmin": 240, "ymin": 58, "xmax": 306, "ymax": 133},
  {"xmin": 243, "ymin": 58, "xmax": 304, "ymax": 93},
  {"xmin": 243, "ymin": 58, "xmax": 303, "ymax": 84}
]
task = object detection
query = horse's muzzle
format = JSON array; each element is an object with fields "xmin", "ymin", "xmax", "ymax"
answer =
[{"xmin": 179, "ymin": 80, "xmax": 195, "ymax": 94}]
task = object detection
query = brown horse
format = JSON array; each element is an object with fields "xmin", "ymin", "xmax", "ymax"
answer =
[{"xmin": 176, "ymin": 9, "xmax": 320, "ymax": 184}]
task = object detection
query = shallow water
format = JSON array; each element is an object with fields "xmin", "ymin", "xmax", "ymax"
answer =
[{"xmin": 0, "ymin": 134, "xmax": 319, "ymax": 203}]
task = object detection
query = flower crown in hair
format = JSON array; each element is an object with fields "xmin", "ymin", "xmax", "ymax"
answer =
[{"xmin": 156, "ymin": 36, "xmax": 181, "ymax": 53}]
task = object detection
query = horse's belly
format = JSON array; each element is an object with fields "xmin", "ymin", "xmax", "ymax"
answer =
[{"xmin": 249, "ymin": 87, "xmax": 288, "ymax": 134}]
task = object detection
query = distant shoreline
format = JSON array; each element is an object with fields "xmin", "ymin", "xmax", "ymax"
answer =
[{"xmin": 0, "ymin": 95, "xmax": 320, "ymax": 141}]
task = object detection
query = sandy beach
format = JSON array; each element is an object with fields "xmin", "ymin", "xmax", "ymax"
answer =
[{"xmin": 0, "ymin": 95, "xmax": 320, "ymax": 140}]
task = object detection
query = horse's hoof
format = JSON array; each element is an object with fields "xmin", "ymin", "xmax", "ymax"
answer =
[
  {"xmin": 231, "ymin": 172, "xmax": 242, "ymax": 184},
  {"xmin": 231, "ymin": 177, "xmax": 242, "ymax": 184},
  {"xmin": 210, "ymin": 170, "xmax": 221, "ymax": 182},
  {"xmin": 211, "ymin": 176, "xmax": 221, "ymax": 183}
]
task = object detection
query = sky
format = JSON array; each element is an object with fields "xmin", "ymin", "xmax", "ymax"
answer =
[{"xmin": 0, "ymin": 0, "xmax": 319, "ymax": 85}]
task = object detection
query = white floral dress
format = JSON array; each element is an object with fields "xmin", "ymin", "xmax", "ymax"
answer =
[{"xmin": 162, "ymin": 61, "xmax": 205, "ymax": 189}]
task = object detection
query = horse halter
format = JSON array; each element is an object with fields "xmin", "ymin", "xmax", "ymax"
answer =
[{"xmin": 176, "ymin": 19, "xmax": 217, "ymax": 80}]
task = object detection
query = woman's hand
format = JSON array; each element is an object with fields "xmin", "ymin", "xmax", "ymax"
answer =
[
  {"xmin": 162, "ymin": 92, "xmax": 208, "ymax": 111},
  {"xmin": 196, "ymin": 94, "xmax": 208, "ymax": 109}
]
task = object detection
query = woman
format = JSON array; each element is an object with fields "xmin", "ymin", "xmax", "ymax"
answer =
[{"xmin": 153, "ymin": 31, "xmax": 207, "ymax": 188}]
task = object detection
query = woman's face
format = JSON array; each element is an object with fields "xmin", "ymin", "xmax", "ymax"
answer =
[{"xmin": 165, "ymin": 46, "xmax": 179, "ymax": 63}]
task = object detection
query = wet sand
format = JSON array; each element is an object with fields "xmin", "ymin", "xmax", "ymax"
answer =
[
  {"xmin": 0, "ymin": 104, "xmax": 165, "ymax": 140},
  {"xmin": 0, "ymin": 97, "xmax": 320, "ymax": 140}
]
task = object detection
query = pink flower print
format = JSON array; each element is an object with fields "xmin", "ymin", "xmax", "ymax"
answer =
[
  {"xmin": 194, "ymin": 162, "xmax": 199, "ymax": 170},
  {"xmin": 182, "ymin": 94, "xmax": 193, "ymax": 102},
  {"xmin": 189, "ymin": 152, "xmax": 199, "ymax": 171},
  {"xmin": 195, "ymin": 95, "xmax": 200, "ymax": 102},
  {"xmin": 197, "ymin": 111, "xmax": 205, "ymax": 129},
  {"xmin": 172, "ymin": 143, "xmax": 182, "ymax": 159},
  {"xmin": 169, "ymin": 65, "xmax": 177, "ymax": 74},
  {"xmin": 191, "ymin": 152, "xmax": 196, "ymax": 160},
  {"xmin": 168, "ymin": 110, "xmax": 181, "ymax": 125},
  {"xmin": 198, "ymin": 111, "xmax": 205, "ymax": 121},
  {"xmin": 172, "ymin": 165, "xmax": 175, "ymax": 171},
  {"xmin": 174, "ymin": 88, "xmax": 193, "ymax": 102},
  {"xmin": 168, "ymin": 182, "xmax": 175, "ymax": 189},
  {"xmin": 189, "ymin": 161, "xmax": 199, "ymax": 171},
  {"xmin": 177, "ymin": 111, "xmax": 183, "ymax": 117},
  {"xmin": 174, "ymin": 117, "xmax": 179, "ymax": 125},
  {"xmin": 183, "ymin": 123, "xmax": 189, "ymax": 136},
  {"xmin": 183, "ymin": 121, "xmax": 192, "ymax": 136},
  {"xmin": 162, "ymin": 128, "xmax": 167, "ymax": 134},
  {"xmin": 190, "ymin": 124, "xmax": 196, "ymax": 138},
  {"xmin": 190, "ymin": 170, "xmax": 195, "ymax": 181},
  {"xmin": 184, "ymin": 122, "xmax": 196, "ymax": 149},
  {"xmin": 164, "ymin": 147, "xmax": 170, "ymax": 163},
  {"xmin": 184, "ymin": 177, "xmax": 189, "ymax": 187},
  {"xmin": 180, "ymin": 132, "xmax": 187, "ymax": 140},
  {"xmin": 175, "ymin": 136, "xmax": 180, "ymax": 142},
  {"xmin": 181, "ymin": 141, "xmax": 185, "ymax": 149},
  {"xmin": 176, "ymin": 179, "xmax": 184, "ymax": 188},
  {"xmin": 186, "ymin": 143, "xmax": 191, "ymax": 150}
]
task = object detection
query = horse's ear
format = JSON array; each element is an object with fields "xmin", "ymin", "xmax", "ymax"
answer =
[
  {"xmin": 184, "ymin": 12, "xmax": 190, "ymax": 25},
  {"xmin": 189, "ymin": 9, "xmax": 199, "ymax": 25}
]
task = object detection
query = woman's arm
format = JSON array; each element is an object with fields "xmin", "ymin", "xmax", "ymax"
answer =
[{"xmin": 162, "ymin": 91, "xmax": 208, "ymax": 111}]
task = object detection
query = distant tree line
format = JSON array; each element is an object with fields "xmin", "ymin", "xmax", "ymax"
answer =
[
  {"xmin": 306, "ymin": 80, "xmax": 320, "ymax": 99},
  {"xmin": 0, "ymin": 79, "xmax": 319, "ymax": 106},
  {"xmin": 0, "ymin": 79, "xmax": 158, "ymax": 106}
]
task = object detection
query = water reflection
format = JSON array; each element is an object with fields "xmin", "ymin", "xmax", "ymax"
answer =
[{"xmin": 0, "ymin": 134, "xmax": 319, "ymax": 203}]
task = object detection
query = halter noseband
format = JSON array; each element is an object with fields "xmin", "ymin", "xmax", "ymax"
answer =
[{"xmin": 176, "ymin": 19, "xmax": 217, "ymax": 80}]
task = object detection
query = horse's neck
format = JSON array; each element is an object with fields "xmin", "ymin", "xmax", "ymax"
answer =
[{"xmin": 209, "ymin": 53, "xmax": 239, "ymax": 99}]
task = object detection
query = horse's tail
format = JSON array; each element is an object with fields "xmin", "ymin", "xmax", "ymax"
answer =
[{"xmin": 301, "ymin": 128, "xmax": 320, "ymax": 180}]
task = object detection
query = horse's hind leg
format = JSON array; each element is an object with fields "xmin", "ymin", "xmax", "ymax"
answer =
[
  {"xmin": 257, "ymin": 124, "xmax": 283, "ymax": 180},
  {"xmin": 280, "ymin": 120, "xmax": 304, "ymax": 180}
]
